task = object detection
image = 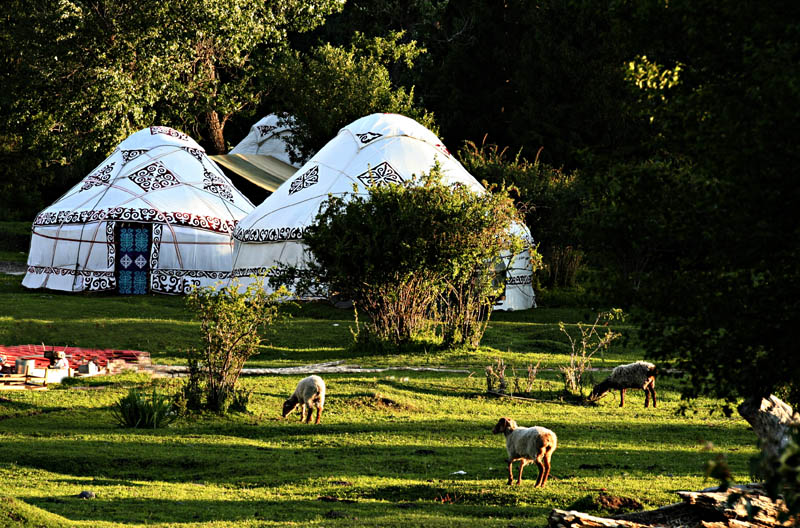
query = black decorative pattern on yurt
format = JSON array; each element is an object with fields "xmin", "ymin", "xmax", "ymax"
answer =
[
  {"xmin": 506, "ymin": 275, "xmax": 533, "ymax": 286},
  {"xmin": 288, "ymin": 165, "xmax": 319, "ymax": 195},
  {"xmin": 180, "ymin": 146, "xmax": 205, "ymax": 162},
  {"xmin": 149, "ymin": 223, "xmax": 162, "ymax": 271},
  {"xmin": 115, "ymin": 222, "xmax": 151, "ymax": 295},
  {"xmin": 202, "ymin": 170, "xmax": 234, "ymax": 202},
  {"xmin": 257, "ymin": 125, "xmax": 277, "ymax": 137},
  {"xmin": 356, "ymin": 131, "xmax": 382, "ymax": 144},
  {"xmin": 25, "ymin": 266, "xmax": 115, "ymax": 291},
  {"xmin": 128, "ymin": 161, "xmax": 180, "ymax": 192},
  {"xmin": 149, "ymin": 126, "xmax": 190, "ymax": 142},
  {"xmin": 356, "ymin": 162, "xmax": 404, "ymax": 187},
  {"xmin": 80, "ymin": 163, "xmax": 115, "ymax": 191},
  {"xmin": 151, "ymin": 269, "xmax": 230, "ymax": 294},
  {"xmin": 121, "ymin": 150, "xmax": 148, "ymax": 164},
  {"xmin": 106, "ymin": 221, "xmax": 116, "ymax": 268},
  {"xmin": 34, "ymin": 208, "xmax": 236, "ymax": 234},
  {"xmin": 233, "ymin": 224, "xmax": 306, "ymax": 242}
]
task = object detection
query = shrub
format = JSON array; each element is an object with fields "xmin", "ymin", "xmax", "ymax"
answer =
[
  {"xmin": 185, "ymin": 277, "xmax": 289, "ymax": 413},
  {"xmin": 302, "ymin": 165, "xmax": 530, "ymax": 347},
  {"xmin": 111, "ymin": 388, "xmax": 177, "ymax": 429},
  {"xmin": 458, "ymin": 139, "xmax": 583, "ymax": 289}
]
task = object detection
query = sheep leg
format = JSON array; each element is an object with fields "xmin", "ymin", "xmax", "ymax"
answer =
[
  {"xmin": 619, "ymin": 388, "xmax": 626, "ymax": 407},
  {"xmin": 506, "ymin": 460, "xmax": 514, "ymax": 485},
  {"xmin": 533, "ymin": 459, "xmax": 545, "ymax": 487},
  {"xmin": 650, "ymin": 381, "xmax": 657, "ymax": 408},
  {"xmin": 300, "ymin": 404, "xmax": 307, "ymax": 422},
  {"xmin": 305, "ymin": 404, "xmax": 314, "ymax": 423},
  {"xmin": 540, "ymin": 451, "xmax": 553, "ymax": 487},
  {"xmin": 315, "ymin": 406, "xmax": 322, "ymax": 424},
  {"xmin": 516, "ymin": 460, "xmax": 527, "ymax": 485}
]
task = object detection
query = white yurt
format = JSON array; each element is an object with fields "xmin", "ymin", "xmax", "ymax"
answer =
[
  {"xmin": 231, "ymin": 113, "xmax": 537, "ymax": 310},
  {"xmin": 211, "ymin": 114, "xmax": 303, "ymax": 192},
  {"xmin": 23, "ymin": 126, "xmax": 254, "ymax": 294}
]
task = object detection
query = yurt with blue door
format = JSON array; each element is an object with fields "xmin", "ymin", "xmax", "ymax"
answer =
[{"xmin": 22, "ymin": 126, "xmax": 254, "ymax": 294}]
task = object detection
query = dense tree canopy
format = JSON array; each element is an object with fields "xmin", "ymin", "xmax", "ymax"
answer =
[{"xmin": 1, "ymin": 0, "xmax": 342, "ymax": 159}]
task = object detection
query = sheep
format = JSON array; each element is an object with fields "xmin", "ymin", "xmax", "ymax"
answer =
[
  {"xmin": 282, "ymin": 375, "xmax": 326, "ymax": 424},
  {"xmin": 492, "ymin": 417, "xmax": 557, "ymax": 487},
  {"xmin": 589, "ymin": 361, "xmax": 657, "ymax": 408}
]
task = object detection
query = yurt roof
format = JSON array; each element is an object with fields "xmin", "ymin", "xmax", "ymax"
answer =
[{"xmin": 34, "ymin": 126, "xmax": 254, "ymax": 234}]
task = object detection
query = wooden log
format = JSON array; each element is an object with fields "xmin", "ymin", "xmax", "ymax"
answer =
[
  {"xmin": 548, "ymin": 509, "xmax": 653, "ymax": 528},
  {"xmin": 678, "ymin": 487, "xmax": 789, "ymax": 527},
  {"xmin": 737, "ymin": 395, "xmax": 800, "ymax": 478}
]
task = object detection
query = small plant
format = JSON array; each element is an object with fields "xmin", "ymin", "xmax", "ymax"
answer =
[
  {"xmin": 186, "ymin": 276, "xmax": 289, "ymax": 414},
  {"xmin": 485, "ymin": 357, "xmax": 508, "ymax": 394},
  {"xmin": 559, "ymin": 309, "xmax": 624, "ymax": 396},
  {"xmin": 111, "ymin": 387, "xmax": 177, "ymax": 428}
]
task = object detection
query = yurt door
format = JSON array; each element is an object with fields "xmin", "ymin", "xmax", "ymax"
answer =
[{"xmin": 115, "ymin": 222, "xmax": 152, "ymax": 295}]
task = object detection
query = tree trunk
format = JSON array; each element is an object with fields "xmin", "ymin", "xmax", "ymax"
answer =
[
  {"xmin": 205, "ymin": 110, "xmax": 226, "ymax": 155},
  {"xmin": 737, "ymin": 395, "xmax": 799, "ymax": 479}
]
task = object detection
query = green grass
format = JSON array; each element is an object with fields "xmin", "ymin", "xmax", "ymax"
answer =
[{"xmin": 0, "ymin": 273, "xmax": 759, "ymax": 527}]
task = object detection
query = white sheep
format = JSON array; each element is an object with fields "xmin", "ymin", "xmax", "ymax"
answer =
[
  {"xmin": 492, "ymin": 417, "xmax": 557, "ymax": 487},
  {"xmin": 589, "ymin": 361, "xmax": 657, "ymax": 408},
  {"xmin": 282, "ymin": 375, "xmax": 326, "ymax": 424}
]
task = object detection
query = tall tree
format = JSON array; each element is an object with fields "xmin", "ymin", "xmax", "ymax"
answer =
[{"xmin": 2, "ymin": 0, "xmax": 343, "ymax": 159}]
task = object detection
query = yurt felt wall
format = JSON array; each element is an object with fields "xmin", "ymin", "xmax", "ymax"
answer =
[
  {"xmin": 23, "ymin": 126, "xmax": 254, "ymax": 294},
  {"xmin": 231, "ymin": 113, "xmax": 537, "ymax": 310}
]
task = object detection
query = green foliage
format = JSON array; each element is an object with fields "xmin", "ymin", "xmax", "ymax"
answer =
[
  {"xmin": 457, "ymin": 140, "xmax": 583, "ymax": 289},
  {"xmin": 302, "ymin": 165, "xmax": 529, "ymax": 347},
  {"xmin": 274, "ymin": 31, "xmax": 435, "ymax": 162},
  {"xmin": 1, "ymin": 0, "xmax": 343, "ymax": 159},
  {"xmin": 590, "ymin": 0, "xmax": 800, "ymax": 407},
  {"xmin": 110, "ymin": 387, "xmax": 177, "ymax": 428},
  {"xmin": 185, "ymin": 278, "xmax": 289, "ymax": 413}
]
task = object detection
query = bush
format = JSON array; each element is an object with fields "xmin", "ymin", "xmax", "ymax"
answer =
[
  {"xmin": 302, "ymin": 165, "xmax": 530, "ymax": 347},
  {"xmin": 458, "ymin": 140, "xmax": 583, "ymax": 289},
  {"xmin": 185, "ymin": 277, "xmax": 288, "ymax": 413},
  {"xmin": 111, "ymin": 387, "xmax": 177, "ymax": 429}
]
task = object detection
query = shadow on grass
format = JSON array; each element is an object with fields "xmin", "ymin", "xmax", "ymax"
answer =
[
  {"xmin": 0, "ymin": 416, "xmax": 754, "ymax": 488},
  {"xmin": 19, "ymin": 495, "xmax": 532, "ymax": 525}
]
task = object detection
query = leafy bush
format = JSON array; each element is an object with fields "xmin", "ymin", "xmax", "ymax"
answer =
[
  {"xmin": 111, "ymin": 388, "xmax": 176, "ymax": 429},
  {"xmin": 302, "ymin": 165, "xmax": 530, "ymax": 347},
  {"xmin": 185, "ymin": 277, "xmax": 288, "ymax": 413},
  {"xmin": 458, "ymin": 140, "xmax": 583, "ymax": 289}
]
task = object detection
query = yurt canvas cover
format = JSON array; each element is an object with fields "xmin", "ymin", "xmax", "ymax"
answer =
[
  {"xmin": 211, "ymin": 114, "xmax": 303, "ymax": 192},
  {"xmin": 231, "ymin": 113, "xmax": 536, "ymax": 310},
  {"xmin": 23, "ymin": 126, "xmax": 254, "ymax": 294}
]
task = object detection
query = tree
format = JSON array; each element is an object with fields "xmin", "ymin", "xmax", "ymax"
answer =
[
  {"xmin": 1, "ymin": 0, "xmax": 343, "ymax": 160},
  {"xmin": 271, "ymin": 31, "xmax": 436, "ymax": 162},
  {"xmin": 302, "ymin": 166, "xmax": 528, "ymax": 347},
  {"xmin": 587, "ymin": 1, "xmax": 800, "ymax": 408}
]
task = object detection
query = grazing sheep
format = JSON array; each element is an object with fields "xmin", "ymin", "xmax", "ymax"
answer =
[
  {"xmin": 589, "ymin": 361, "xmax": 657, "ymax": 408},
  {"xmin": 282, "ymin": 375, "xmax": 326, "ymax": 424},
  {"xmin": 492, "ymin": 417, "xmax": 557, "ymax": 487}
]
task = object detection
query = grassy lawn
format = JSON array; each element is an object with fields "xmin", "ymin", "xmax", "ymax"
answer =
[{"xmin": 0, "ymin": 272, "xmax": 758, "ymax": 527}]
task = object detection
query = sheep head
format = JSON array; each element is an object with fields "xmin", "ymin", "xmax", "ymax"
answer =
[
  {"xmin": 492, "ymin": 417, "xmax": 517, "ymax": 435},
  {"xmin": 588, "ymin": 380, "xmax": 614, "ymax": 402},
  {"xmin": 281, "ymin": 397, "xmax": 298, "ymax": 418}
]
